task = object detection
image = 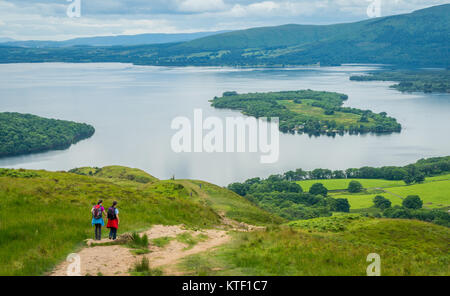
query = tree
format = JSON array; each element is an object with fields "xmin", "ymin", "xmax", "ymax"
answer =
[
  {"xmin": 402, "ymin": 195, "xmax": 423, "ymax": 209},
  {"xmin": 332, "ymin": 170, "xmax": 346, "ymax": 179},
  {"xmin": 228, "ymin": 183, "xmax": 248, "ymax": 196},
  {"xmin": 334, "ymin": 198, "xmax": 350, "ymax": 212},
  {"xmin": 414, "ymin": 173, "xmax": 425, "ymax": 184},
  {"xmin": 309, "ymin": 183, "xmax": 328, "ymax": 196},
  {"xmin": 373, "ymin": 195, "xmax": 392, "ymax": 210},
  {"xmin": 283, "ymin": 171, "xmax": 296, "ymax": 181},
  {"xmin": 348, "ymin": 181, "xmax": 363, "ymax": 193},
  {"xmin": 403, "ymin": 174, "xmax": 415, "ymax": 185}
]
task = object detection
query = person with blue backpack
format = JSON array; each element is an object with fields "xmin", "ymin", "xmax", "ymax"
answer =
[
  {"xmin": 91, "ymin": 200, "xmax": 106, "ymax": 240},
  {"xmin": 106, "ymin": 201, "xmax": 120, "ymax": 240}
]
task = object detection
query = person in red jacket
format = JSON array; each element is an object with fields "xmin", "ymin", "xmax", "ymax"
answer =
[{"xmin": 106, "ymin": 201, "xmax": 120, "ymax": 240}]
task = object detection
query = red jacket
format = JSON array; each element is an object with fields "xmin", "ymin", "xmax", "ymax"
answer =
[{"xmin": 107, "ymin": 218, "xmax": 118, "ymax": 229}]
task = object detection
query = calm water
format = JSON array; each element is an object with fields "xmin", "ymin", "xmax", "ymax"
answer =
[{"xmin": 0, "ymin": 63, "xmax": 449, "ymax": 185}]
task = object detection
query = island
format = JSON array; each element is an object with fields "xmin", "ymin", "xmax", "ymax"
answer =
[
  {"xmin": 0, "ymin": 112, "xmax": 95, "ymax": 158},
  {"xmin": 210, "ymin": 90, "xmax": 401, "ymax": 135},
  {"xmin": 350, "ymin": 70, "xmax": 450, "ymax": 93}
]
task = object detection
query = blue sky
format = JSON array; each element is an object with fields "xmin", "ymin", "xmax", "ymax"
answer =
[{"xmin": 0, "ymin": 0, "xmax": 448, "ymax": 40}]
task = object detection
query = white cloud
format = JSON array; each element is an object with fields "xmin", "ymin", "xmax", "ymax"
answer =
[
  {"xmin": 0, "ymin": 0, "xmax": 448, "ymax": 40},
  {"xmin": 177, "ymin": 0, "xmax": 227, "ymax": 13}
]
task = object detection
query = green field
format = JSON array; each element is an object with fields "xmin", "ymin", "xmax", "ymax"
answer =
[
  {"xmin": 387, "ymin": 181, "xmax": 450, "ymax": 209},
  {"xmin": 179, "ymin": 215, "xmax": 450, "ymax": 276},
  {"xmin": 297, "ymin": 176, "xmax": 450, "ymax": 210},
  {"xmin": 426, "ymin": 174, "xmax": 450, "ymax": 182},
  {"xmin": 333, "ymin": 193, "xmax": 404, "ymax": 210},
  {"xmin": 296, "ymin": 178, "xmax": 405, "ymax": 191},
  {"xmin": 0, "ymin": 166, "xmax": 276, "ymax": 276},
  {"xmin": 279, "ymin": 100, "xmax": 377, "ymax": 128}
]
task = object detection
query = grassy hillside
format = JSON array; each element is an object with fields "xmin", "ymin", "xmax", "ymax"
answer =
[
  {"xmin": 179, "ymin": 215, "xmax": 450, "ymax": 276},
  {"xmin": 1, "ymin": 4, "xmax": 448, "ymax": 67},
  {"xmin": 0, "ymin": 166, "xmax": 275, "ymax": 275}
]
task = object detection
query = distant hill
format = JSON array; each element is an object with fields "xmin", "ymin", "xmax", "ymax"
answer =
[
  {"xmin": 0, "ymin": 4, "xmax": 448, "ymax": 67},
  {"xmin": 0, "ymin": 37, "xmax": 14, "ymax": 43},
  {"xmin": 0, "ymin": 31, "xmax": 228, "ymax": 48}
]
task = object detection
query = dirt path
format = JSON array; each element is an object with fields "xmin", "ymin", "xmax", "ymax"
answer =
[{"xmin": 51, "ymin": 225, "xmax": 232, "ymax": 276}]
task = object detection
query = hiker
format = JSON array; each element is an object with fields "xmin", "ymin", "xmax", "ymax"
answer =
[
  {"xmin": 106, "ymin": 201, "xmax": 120, "ymax": 240},
  {"xmin": 91, "ymin": 200, "xmax": 106, "ymax": 240}
]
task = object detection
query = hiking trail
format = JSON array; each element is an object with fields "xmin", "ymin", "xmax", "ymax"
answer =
[{"xmin": 51, "ymin": 218, "xmax": 263, "ymax": 276}]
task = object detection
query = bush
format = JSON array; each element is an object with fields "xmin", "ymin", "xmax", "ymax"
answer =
[
  {"xmin": 348, "ymin": 181, "xmax": 363, "ymax": 193},
  {"xmin": 309, "ymin": 183, "xmax": 328, "ymax": 196},
  {"xmin": 402, "ymin": 195, "xmax": 423, "ymax": 209},
  {"xmin": 373, "ymin": 195, "xmax": 392, "ymax": 210},
  {"xmin": 334, "ymin": 198, "xmax": 350, "ymax": 213},
  {"xmin": 383, "ymin": 206, "xmax": 450, "ymax": 227}
]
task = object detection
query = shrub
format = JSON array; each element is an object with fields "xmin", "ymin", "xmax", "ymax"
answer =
[
  {"xmin": 309, "ymin": 183, "xmax": 328, "ymax": 196},
  {"xmin": 334, "ymin": 198, "xmax": 350, "ymax": 213},
  {"xmin": 348, "ymin": 181, "xmax": 363, "ymax": 193},
  {"xmin": 373, "ymin": 195, "xmax": 392, "ymax": 210},
  {"xmin": 402, "ymin": 195, "xmax": 423, "ymax": 209}
]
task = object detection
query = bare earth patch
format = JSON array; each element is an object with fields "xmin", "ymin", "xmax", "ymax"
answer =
[{"xmin": 50, "ymin": 225, "xmax": 230, "ymax": 276}]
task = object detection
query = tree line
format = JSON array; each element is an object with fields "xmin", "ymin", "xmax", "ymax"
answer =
[
  {"xmin": 350, "ymin": 70, "xmax": 450, "ymax": 94},
  {"xmin": 0, "ymin": 112, "xmax": 95, "ymax": 158},
  {"xmin": 372, "ymin": 195, "xmax": 449, "ymax": 227},
  {"xmin": 270, "ymin": 156, "xmax": 449, "ymax": 185}
]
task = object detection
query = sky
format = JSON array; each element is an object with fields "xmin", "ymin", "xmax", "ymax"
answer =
[{"xmin": 0, "ymin": 0, "xmax": 448, "ymax": 40}]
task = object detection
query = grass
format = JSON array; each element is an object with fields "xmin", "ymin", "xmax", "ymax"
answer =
[
  {"xmin": 0, "ymin": 166, "xmax": 272, "ymax": 275},
  {"xmin": 151, "ymin": 237, "xmax": 174, "ymax": 248},
  {"xmin": 425, "ymin": 174, "xmax": 450, "ymax": 182},
  {"xmin": 176, "ymin": 180, "xmax": 284, "ymax": 226},
  {"xmin": 297, "ymin": 176, "xmax": 450, "ymax": 210},
  {"xmin": 179, "ymin": 216, "xmax": 450, "ymax": 276},
  {"xmin": 296, "ymin": 178, "xmax": 405, "ymax": 191},
  {"xmin": 287, "ymin": 214, "xmax": 369, "ymax": 232},
  {"xmin": 280, "ymin": 100, "xmax": 376, "ymax": 128},
  {"xmin": 127, "ymin": 232, "xmax": 149, "ymax": 250},
  {"xmin": 130, "ymin": 257, "xmax": 163, "ymax": 276},
  {"xmin": 386, "ymin": 180, "xmax": 450, "ymax": 209},
  {"xmin": 332, "ymin": 193, "xmax": 403, "ymax": 210},
  {"xmin": 176, "ymin": 233, "xmax": 209, "ymax": 250}
]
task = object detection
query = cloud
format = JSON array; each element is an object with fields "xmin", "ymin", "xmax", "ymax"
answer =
[
  {"xmin": 177, "ymin": 0, "xmax": 227, "ymax": 13},
  {"xmin": 0, "ymin": 0, "xmax": 448, "ymax": 40}
]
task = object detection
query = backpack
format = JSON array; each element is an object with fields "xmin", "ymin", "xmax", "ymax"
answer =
[
  {"xmin": 93, "ymin": 205, "xmax": 102, "ymax": 219},
  {"xmin": 107, "ymin": 207, "xmax": 117, "ymax": 220}
]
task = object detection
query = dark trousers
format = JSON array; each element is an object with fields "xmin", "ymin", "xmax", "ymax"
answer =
[
  {"xmin": 94, "ymin": 224, "xmax": 102, "ymax": 240},
  {"xmin": 109, "ymin": 228, "xmax": 117, "ymax": 240}
]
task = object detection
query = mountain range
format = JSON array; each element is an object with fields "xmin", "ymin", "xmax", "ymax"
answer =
[
  {"xmin": 0, "ymin": 4, "xmax": 448, "ymax": 67},
  {"xmin": 0, "ymin": 31, "xmax": 228, "ymax": 48}
]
